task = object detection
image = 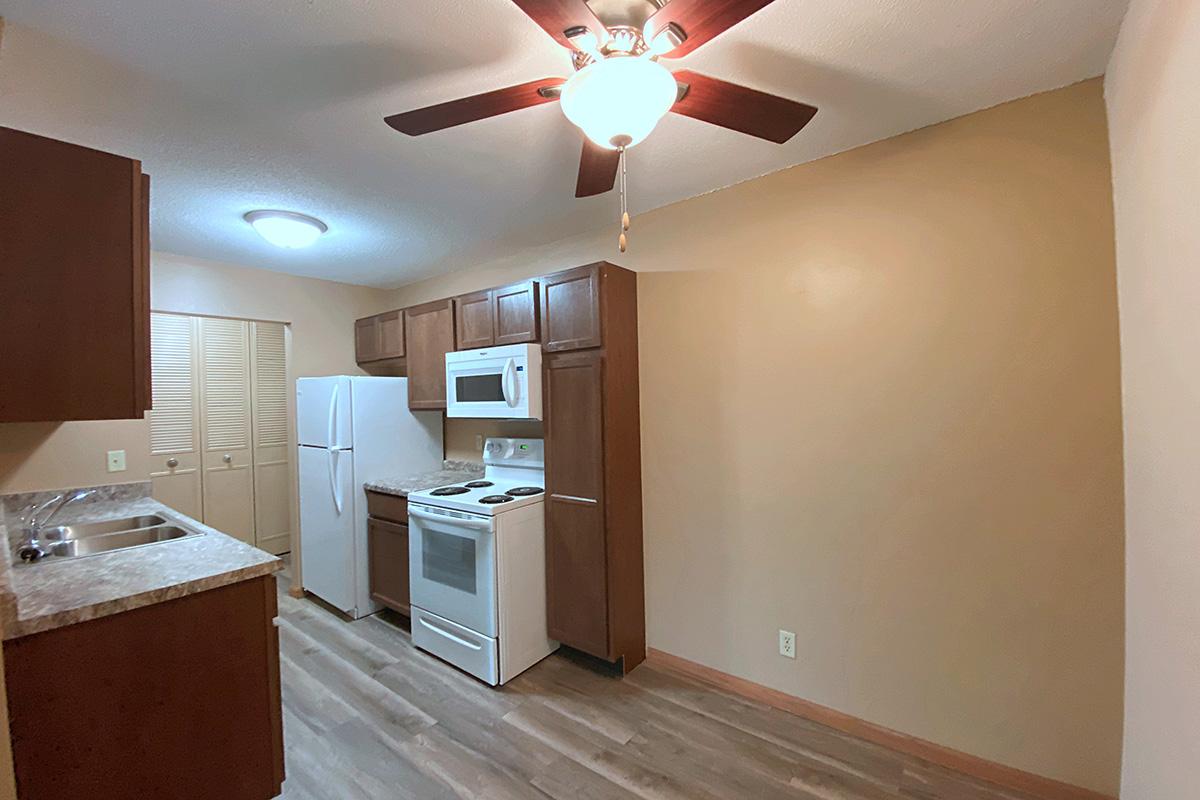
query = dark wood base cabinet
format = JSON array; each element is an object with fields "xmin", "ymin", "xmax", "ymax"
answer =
[
  {"xmin": 542, "ymin": 263, "xmax": 645, "ymax": 672},
  {"xmin": 367, "ymin": 490, "xmax": 411, "ymax": 614},
  {"xmin": 3, "ymin": 576, "xmax": 284, "ymax": 800}
]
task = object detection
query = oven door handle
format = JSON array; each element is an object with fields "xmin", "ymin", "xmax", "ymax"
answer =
[{"xmin": 409, "ymin": 506, "xmax": 493, "ymax": 531}]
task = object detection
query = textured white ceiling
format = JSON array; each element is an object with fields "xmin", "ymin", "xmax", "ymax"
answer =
[{"xmin": 0, "ymin": 0, "xmax": 1128, "ymax": 287}]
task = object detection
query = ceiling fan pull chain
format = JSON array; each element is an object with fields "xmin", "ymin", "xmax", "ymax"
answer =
[{"xmin": 618, "ymin": 145, "xmax": 629, "ymax": 253}]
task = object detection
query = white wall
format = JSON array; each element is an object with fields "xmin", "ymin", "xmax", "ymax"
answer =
[{"xmin": 1105, "ymin": 1, "xmax": 1200, "ymax": 797}]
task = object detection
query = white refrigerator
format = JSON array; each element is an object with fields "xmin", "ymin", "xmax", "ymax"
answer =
[{"xmin": 297, "ymin": 376, "xmax": 442, "ymax": 618}]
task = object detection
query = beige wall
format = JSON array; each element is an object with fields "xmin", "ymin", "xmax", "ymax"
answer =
[
  {"xmin": 1105, "ymin": 2, "xmax": 1200, "ymax": 797},
  {"xmin": 392, "ymin": 80, "xmax": 1124, "ymax": 794},
  {"xmin": 444, "ymin": 420, "xmax": 543, "ymax": 463},
  {"xmin": 0, "ymin": 254, "xmax": 391, "ymax": 494}
]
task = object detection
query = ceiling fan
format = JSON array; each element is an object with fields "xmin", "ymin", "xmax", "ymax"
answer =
[{"xmin": 384, "ymin": 0, "xmax": 818, "ymax": 247}]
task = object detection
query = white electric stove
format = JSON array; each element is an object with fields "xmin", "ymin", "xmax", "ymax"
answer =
[{"xmin": 407, "ymin": 438, "xmax": 557, "ymax": 685}]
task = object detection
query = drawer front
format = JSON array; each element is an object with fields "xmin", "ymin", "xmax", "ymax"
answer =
[
  {"xmin": 411, "ymin": 606, "xmax": 499, "ymax": 685},
  {"xmin": 366, "ymin": 490, "xmax": 408, "ymax": 523}
]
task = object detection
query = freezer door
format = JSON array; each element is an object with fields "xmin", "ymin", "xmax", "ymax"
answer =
[
  {"xmin": 298, "ymin": 445, "xmax": 357, "ymax": 613},
  {"xmin": 296, "ymin": 376, "xmax": 353, "ymax": 449}
]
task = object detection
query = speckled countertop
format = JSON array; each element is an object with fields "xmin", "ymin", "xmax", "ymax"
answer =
[
  {"xmin": 364, "ymin": 459, "xmax": 485, "ymax": 497},
  {"xmin": 0, "ymin": 482, "xmax": 280, "ymax": 640}
]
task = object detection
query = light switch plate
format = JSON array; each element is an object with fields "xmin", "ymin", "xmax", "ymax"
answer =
[{"xmin": 106, "ymin": 449, "xmax": 127, "ymax": 473}]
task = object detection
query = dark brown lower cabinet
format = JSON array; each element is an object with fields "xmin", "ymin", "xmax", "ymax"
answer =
[
  {"xmin": 546, "ymin": 491, "xmax": 609, "ymax": 656},
  {"xmin": 367, "ymin": 490, "xmax": 410, "ymax": 614},
  {"xmin": 4, "ymin": 576, "xmax": 284, "ymax": 800},
  {"xmin": 542, "ymin": 263, "xmax": 644, "ymax": 673},
  {"xmin": 369, "ymin": 517, "xmax": 410, "ymax": 614}
]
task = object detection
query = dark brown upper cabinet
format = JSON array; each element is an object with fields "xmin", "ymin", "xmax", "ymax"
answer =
[
  {"xmin": 404, "ymin": 299, "xmax": 456, "ymax": 409},
  {"xmin": 454, "ymin": 290, "xmax": 495, "ymax": 350},
  {"xmin": 541, "ymin": 265, "xmax": 602, "ymax": 352},
  {"xmin": 454, "ymin": 280, "xmax": 540, "ymax": 351},
  {"xmin": 541, "ymin": 263, "xmax": 644, "ymax": 672},
  {"xmin": 355, "ymin": 310, "xmax": 404, "ymax": 364},
  {"xmin": 0, "ymin": 126, "xmax": 151, "ymax": 422}
]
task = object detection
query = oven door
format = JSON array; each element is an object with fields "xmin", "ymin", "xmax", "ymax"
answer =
[
  {"xmin": 408, "ymin": 503, "xmax": 497, "ymax": 637},
  {"xmin": 445, "ymin": 351, "xmax": 534, "ymax": 419}
]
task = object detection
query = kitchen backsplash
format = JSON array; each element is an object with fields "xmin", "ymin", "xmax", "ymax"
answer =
[{"xmin": 444, "ymin": 419, "xmax": 543, "ymax": 462}]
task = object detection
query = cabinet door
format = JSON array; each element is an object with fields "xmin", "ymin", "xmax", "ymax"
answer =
[
  {"xmin": 493, "ymin": 281, "xmax": 540, "ymax": 345},
  {"xmin": 198, "ymin": 317, "xmax": 256, "ymax": 545},
  {"xmin": 541, "ymin": 264, "xmax": 602, "ymax": 352},
  {"xmin": 455, "ymin": 290, "xmax": 495, "ymax": 350},
  {"xmin": 136, "ymin": 172, "xmax": 152, "ymax": 411},
  {"xmin": 354, "ymin": 316, "xmax": 381, "ymax": 363},
  {"xmin": 404, "ymin": 299, "xmax": 456, "ymax": 409},
  {"xmin": 368, "ymin": 517, "xmax": 410, "ymax": 614},
  {"xmin": 544, "ymin": 350, "xmax": 609, "ymax": 656},
  {"xmin": 378, "ymin": 310, "xmax": 405, "ymax": 359},
  {"xmin": 0, "ymin": 127, "xmax": 147, "ymax": 421}
]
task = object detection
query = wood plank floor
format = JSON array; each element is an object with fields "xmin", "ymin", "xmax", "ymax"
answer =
[{"xmin": 272, "ymin": 571, "xmax": 1038, "ymax": 800}]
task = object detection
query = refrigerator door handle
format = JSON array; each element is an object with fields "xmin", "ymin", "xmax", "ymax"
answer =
[
  {"xmin": 328, "ymin": 449, "xmax": 344, "ymax": 515},
  {"xmin": 327, "ymin": 382, "xmax": 339, "ymax": 449}
]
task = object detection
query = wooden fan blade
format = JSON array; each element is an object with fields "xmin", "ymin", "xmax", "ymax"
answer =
[
  {"xmin": 385, "ymin": 77, "xmax": 565, "ymax": 136},
  {"xmin": 509, "ymin": 0, "xmax": 608, "ymax": 50},
  {"xmin": 576, "ymin": 138, "xmax": 620, "ymax": 197},
  {"xmin": 645, "ymin": 0, "xmax": 778, "ymax": 58},
  {"xmin": 671, "ymin": 70, "xmax": 817, "ymax": 144}
]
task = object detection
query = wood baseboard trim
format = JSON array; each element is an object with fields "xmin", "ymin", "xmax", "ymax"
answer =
[
  {"xmin": 643, "ymin": 648, "xmax": 1114, "ymax": 800},
  {"xmin": 287, "ymin": 586, "xmax": 305, "ymax": 599}
]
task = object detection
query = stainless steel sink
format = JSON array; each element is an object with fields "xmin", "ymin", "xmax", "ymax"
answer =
[
  {"xmin": 46, "ymin": 525, "xmax": 195, "ymax": 559},
  {"xmin": 13, "ymin": 515, "xmax": 201, "ymax": 565},
  {"xmin": 41, "ymin": 515, "xmax": 167, "ymax": 541}
]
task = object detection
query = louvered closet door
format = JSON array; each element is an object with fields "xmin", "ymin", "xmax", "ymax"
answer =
[
  {"xmin": 250, "ymin": 322, "xmax": 292, "ymax": 555},
  {"xmin": 148, "ymin": 313, "xmax": 203, "ymax": 518},
  {"xmin": 198, "ymin": 317, "xmax": 255, "ymax": 544}
]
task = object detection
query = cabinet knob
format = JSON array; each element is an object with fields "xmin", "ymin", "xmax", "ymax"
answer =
[
  {"xmin": 166, "ymin": 457, "xmax": 179, "ymax": 468},
  {"xmin": 222, "ymin": 454, "xmax": 232, "ymax": 464}
]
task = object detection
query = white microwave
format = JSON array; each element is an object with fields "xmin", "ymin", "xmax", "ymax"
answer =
[{"xmin": 445, "ymin": 343, "xmax": 542, "ymax": 420}]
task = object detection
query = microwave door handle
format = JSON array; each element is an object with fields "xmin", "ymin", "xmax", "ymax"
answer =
[{"xmin": 502, "ymin": 358, "xmax": 518, "ymax": 408}]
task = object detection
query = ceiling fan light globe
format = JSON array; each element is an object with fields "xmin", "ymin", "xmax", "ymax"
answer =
[{"xmin": 560, "ymin": 57, "xmax": 677, "ymax": 149}]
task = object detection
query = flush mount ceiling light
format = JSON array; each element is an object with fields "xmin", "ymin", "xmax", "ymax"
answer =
[
  {"xmin": 384, "ymin": 0, "xmax": 819, "ymax": 253},
  {"xmin": 244, "ymin": 210, "xmax": 328, "ymax": 249}
]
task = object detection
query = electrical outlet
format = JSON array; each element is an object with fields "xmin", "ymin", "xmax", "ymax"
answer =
[
  {"xmin": 106, "ymin": 449, "xmax": 126, "ymax": 473},
  {"xmin": 778, "ymin": 629, "xmax": 796, "ymax": 659}
]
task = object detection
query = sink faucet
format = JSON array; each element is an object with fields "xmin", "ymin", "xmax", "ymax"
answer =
[{"xmin": 15, "ymin": 489, "xmax": 96, "ymax": 562}]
